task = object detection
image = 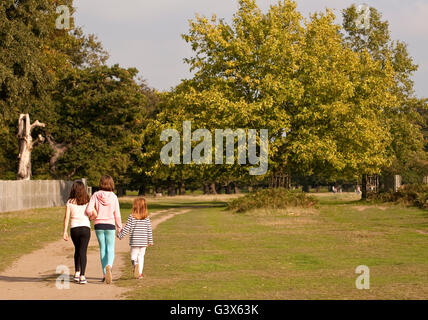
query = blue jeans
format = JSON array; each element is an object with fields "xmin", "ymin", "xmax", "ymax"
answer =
[{"xmin": 95, "ymin": 230, "xmax": 116, "ymax": 274}]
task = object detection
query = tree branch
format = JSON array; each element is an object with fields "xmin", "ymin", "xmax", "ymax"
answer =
[
  {"xmin": 30, "ymin": 120, "xmax": 46, "ymax": 132},
  {"xmin": 46, "ymin": 135, "xmax": 72, "ymax": 175},
  {"xmin": 31, "ymin": 134, "xmax": 45, "ymax": 148}
]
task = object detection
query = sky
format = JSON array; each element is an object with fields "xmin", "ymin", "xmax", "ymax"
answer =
[{"xmin": 73, "ymin": 0, "xmax": 428, "ymax": 98}]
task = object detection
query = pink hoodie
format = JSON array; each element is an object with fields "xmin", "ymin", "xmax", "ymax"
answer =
[{"xmin": 85, "ymin": 190, "xmax": 122, "ymax": 229}]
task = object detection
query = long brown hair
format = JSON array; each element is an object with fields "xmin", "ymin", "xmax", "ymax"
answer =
[
  {"xmin": 68, "ymin": 181, "xmax": 90, "ymax": 205},
  {"xmin": 132, "ymin": 198, "xmax": 148, "ymax": 220},
  {"xmin": 99, "ymin": 175, "xmax": 114, "ymax": 192}
]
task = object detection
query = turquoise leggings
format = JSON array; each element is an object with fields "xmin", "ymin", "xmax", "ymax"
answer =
[{"xmin": 95, "ymin": 230, "xmax": 116, "ymax": 275}]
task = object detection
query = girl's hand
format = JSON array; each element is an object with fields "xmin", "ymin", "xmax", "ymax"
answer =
[
  {"xmin": 89, "ymin": 210, "xmax": 98, "ymax": 221},
  {"xmin": 63, "ymin": 233, "xmax": 69, "ymax": 241}
]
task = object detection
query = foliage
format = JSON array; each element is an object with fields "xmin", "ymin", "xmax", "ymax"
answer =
[
  {"xmin": 368, "ymin": 184, "xmax": 428, "ymax": 209},
  {"xmin": 227, "ymin": 188, "xmax": 318, "ymax": 213},
  {"xmin": 342, "ymin": 5, "xmax": 427, "ymax": 177},
  {"xmin": 48, "ymin": 65, "xmax": 147, "ymax": 185},
  {"xmin": 0, "ymin": 0, "xmax": 426, "ymax": 196},
  {"xmin": 159, "ymin": 0, "xmax": 402, "ymax": 185}
]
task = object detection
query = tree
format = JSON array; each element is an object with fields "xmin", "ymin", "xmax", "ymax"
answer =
[
  {"xmin": 0, "ymin": 0, "xmax": 54, "ymax": 178},
  {"xmin": 342, "ymin": 4, "xmax": 427, "ymax": 197},
  {"xmin": 0, "ymin": 0, "xmax": 111, "ymax": 180},
  {"xmin": 16, "ymin": 114, "xmax": 46, "ymax": 180},
  {"xmin": 0, "ymin": 0, "xmax": 54, "ymax": 120},
  {"xmin": 47, "ymin": 65, "xmax": 147, "ymax": 186},
  {"xmin": 163, "ymin": 0, "xmax": 398, "ymax": 190}
]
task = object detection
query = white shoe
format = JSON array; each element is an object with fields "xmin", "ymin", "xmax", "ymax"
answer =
[
  {"xmin": 79, "ymin": 275, "xmax": 87, "ymax": 284},
  {"xmin": 73, "ymin": 272, "xmax": 80, "ymax": 282}
]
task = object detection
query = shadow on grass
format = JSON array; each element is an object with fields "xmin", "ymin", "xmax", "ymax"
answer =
[{"xmin": 120, "ymin": 201, "xmax": 228, "ymax": 211}]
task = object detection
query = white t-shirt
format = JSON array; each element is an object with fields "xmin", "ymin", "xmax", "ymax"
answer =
[{"xmin": 67, "ymin": 200, "xmax": 91, "ymax": 229}]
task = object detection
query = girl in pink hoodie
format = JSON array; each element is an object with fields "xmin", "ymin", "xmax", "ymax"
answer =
[{"xmin": 86, "ymin": 175, "xmax": 122, "ymax": 284}]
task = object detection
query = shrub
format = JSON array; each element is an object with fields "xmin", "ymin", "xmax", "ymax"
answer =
[
  {"xmin": 227, "ymin": 188, "xmax": 319, "ymax": 213},
  {"xmin": 367, "ymin": 184, "xmax": 428, "ymax": 209}
]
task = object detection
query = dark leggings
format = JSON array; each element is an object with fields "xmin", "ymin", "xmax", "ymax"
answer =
[{"xmin": 70, "ymin": 227, "xmax": 91, "ymax": 275}]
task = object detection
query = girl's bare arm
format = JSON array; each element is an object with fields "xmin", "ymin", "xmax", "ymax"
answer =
[{"xmin": 63, "ymin": 205, "xmax": 71, "ymax": 241}]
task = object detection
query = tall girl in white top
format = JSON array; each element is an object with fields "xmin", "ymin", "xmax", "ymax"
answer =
[{"xmin": 63, "ymin": 181, "xmax": 97, "ymax": 284}]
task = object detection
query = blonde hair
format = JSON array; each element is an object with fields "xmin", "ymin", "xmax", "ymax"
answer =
[{"xmin": 132, "ymin": 198, "xmax": 148, "ymax": 220}]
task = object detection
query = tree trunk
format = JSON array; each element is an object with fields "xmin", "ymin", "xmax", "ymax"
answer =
[
  {"xmin": 226, "ymin": 183, "xmax": 234, "ymax": 194},
  {"xmin": 155, "ymin": 186, "xmax": 163, "ymax": 196},
  {"xmin": 203, "ymin": 183, "xmax": 210, "ymax": 194},
  {"xmin": 46, "ymin": 135, "xmax": 70, "ymax": 176},
  {"xmin": 302, "ymin": 182, "xmax": 310, "ymax": 193},
  {"xmin": 178, "ymin": 182, "xmax": 185, "ymax": 195},
  {"xmin": 223, "ymin": 184, "xmax": 228, "ymax": 194},
  {"xmin": 138, "ymin": 185, "xmax": 146, "ymax": 196},
  {"xmin": 167, "ymin": 180, "xmax": 176, "ymax": 196},
  {"xmin": 117, "ymin": 186, "xmax": 126, "ymax": 197},
  {"xmin": 234, "ymin": 184, "xmax": 240, "ymax": 194},
  {"xmin": 209, "ymin": 182, "xmax": 217, "ymax": 195},
  {"xmin": 361, "ymin": 174, "xmax": 368, "ymax": 200},
  {"xmin": 17, "ymin": 114, "xmax": 46, "ymax": 180},
  {"xmin": 215, "ymin": 183, "xmax": 222, "ymax": 194}
]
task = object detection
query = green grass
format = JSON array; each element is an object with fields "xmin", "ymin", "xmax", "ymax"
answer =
[
  {"xmin": 0, "ymin": 207, "xmax": 65, "ymax": 272},
  {"xmin": 1, "ymin": 193, "xmax": 427, "ymax": 299},
  {"xmin": 116, "ymin": 193, "xmax": 428, "ymax": 299}
]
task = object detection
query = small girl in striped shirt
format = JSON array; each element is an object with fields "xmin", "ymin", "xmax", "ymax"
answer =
[{"xmin": 117, "ymin": 198, "xmax": 153, "ymax": 279}]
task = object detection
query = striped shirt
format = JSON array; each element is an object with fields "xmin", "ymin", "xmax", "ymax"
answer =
[{"xmin": 118, "ymin": 215, "xmax": 154, "ymax": 247}]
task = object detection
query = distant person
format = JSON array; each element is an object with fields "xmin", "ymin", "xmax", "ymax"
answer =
[
  {"xmin": 117, "ymin": 198, "xmax": 154, "ymax": 279},
  {"xmin": 331, "ymin": 186, "xmax": 336, "ymax": 193},
  {"xmin": 63, "ymin": 181, "xmax": 97, "ymax": 284},
  {"xmin": 356, "ymin": 186, "xmax": 361, "ymax": 195},
  {"xmin": 85, "ymin": 175, "xmax": 122, "ymax": 284}
]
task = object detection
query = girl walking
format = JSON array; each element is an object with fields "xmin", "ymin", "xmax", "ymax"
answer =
[
  {"xmin": 85, "ymin": 175, "xmax": 122, "ymax": 284},
  {"xmin": 118, "ymin": 198, "xmax": 153, "ymax": 279},
  {"xmin": 63, "ymin": 181, "xmax": 96, "ymax": 284}
]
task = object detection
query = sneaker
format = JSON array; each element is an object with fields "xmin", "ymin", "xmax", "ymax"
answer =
[
  {"xmin": 105, "ymin": 265, "xmax": 112, "ymax": 284},
  {"xmin": 133, "ymin": 264, "xmax": 140, "ymax": 279},
  {"xmin": 73, "ymin": 272, "xmax": 80, "ymax": 282},
  {"xmin": 139, "ymin": 274, "xmax": 144, "ymax": 279},
  {"xmin": 79, "ymin": 275, "xmax": 87, "ymax": 284}
]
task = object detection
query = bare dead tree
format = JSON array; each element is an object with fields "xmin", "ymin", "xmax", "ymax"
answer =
[{"xmin": 17, "ymin": 114, "xmax": 46, "ymax": 180}]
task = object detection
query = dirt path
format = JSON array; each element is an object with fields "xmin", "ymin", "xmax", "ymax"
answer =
[{"xmin": 0, "ymin": 208, "xmax": 189, "ymax": 300}]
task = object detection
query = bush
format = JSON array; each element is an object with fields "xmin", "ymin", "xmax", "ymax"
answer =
[
  {"xmin": 227, "ymin": 188, "xmax": 319, "ymax": 213},
  {"xmin": 367, "ymin": 184, "xmax": 428, "ymax": 209}
]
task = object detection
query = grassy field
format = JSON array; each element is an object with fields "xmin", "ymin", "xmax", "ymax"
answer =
[
  {"xmin": 116, "ymin": 193, "xmax": 428, "ymax": 299},
  {"xmin": 0, "ymin": 207, "xmax": 65, "ymax": 272},
  {"xmin": 1, "ymin": 193, "xmax": 427, "ymax": 299}
]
